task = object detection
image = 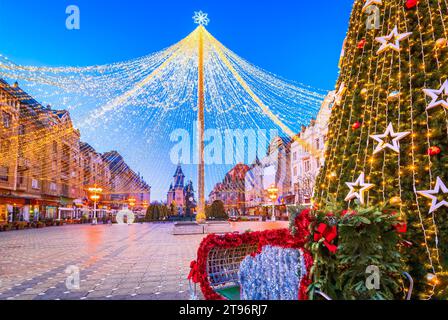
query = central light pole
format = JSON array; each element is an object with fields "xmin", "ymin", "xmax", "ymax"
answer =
[{"xmin": 196, "ymin": 24, "xmax": 206, "ymax": 223}]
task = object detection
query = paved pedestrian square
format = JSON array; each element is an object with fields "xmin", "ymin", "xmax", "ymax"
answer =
[{"xmin": 0, "ymin": 222, "xmax": 287, "ymax": 300}]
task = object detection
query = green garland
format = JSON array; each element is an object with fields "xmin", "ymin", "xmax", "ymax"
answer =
[{"xmin": 308, "ymin": 203, "xmax": 406, "ymax": 300}]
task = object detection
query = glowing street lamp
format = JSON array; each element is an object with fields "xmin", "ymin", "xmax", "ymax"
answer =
[
  {"xmin": 88, "ymin": 185, "xmax": 103, "ymax": 225},
  {"xmin": 128, "ymin": 197, "xmax": 136, "ymax": 209},
  {"xmin": 267, "ymin": 184, "xmax": 279, "ymax": 222}
]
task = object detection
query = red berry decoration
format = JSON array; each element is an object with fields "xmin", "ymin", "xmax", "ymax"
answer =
[
  {"xmin": 405, "ymin": 0, "xmax": 418, "ymax": 9},
  {"xmin": 428, "ymin": 146, "xmax": 441, "ymax": 156},
  {"xmin": 357, "ymin": 39, "xmax": 366, "ymax": 49},
  {"xmin": 352, "ymin": 122, "xmax": 361, "ymax": 130}
]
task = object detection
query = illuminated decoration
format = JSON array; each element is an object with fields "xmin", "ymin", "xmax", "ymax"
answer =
[
  {"xmin": 370, "ymin": 123, "xmax": 410, "ymax": 155},
  {"xmin": 375, "ymin": 26, "xmax": 412, "ymax": 55},
  {"xmin": 362, "ymin": 0, "xmax": 382, "ymax": 13},
  {"xmin": 116, "ymin": 209, "xmax": 135, "ymax": 225},
  {"xmin": 360, "ymin": 88, "xmax": 368, "ymax": 98},
  {"xmin": 128, "ymin": 197, "xmax": 136, "ymax": 208},
  {"xmin": 0, "ymin": 16, "xmax": 325, "ymax": 208},
  {"xmin": 435, "ymin": 38, "xmax": 448, "ymax": 50},
  {"xmin": 87, "ymin": 185, "xmax": 103, "ymax": 224},
  {"xmin": 389, "ymin": 196, "xmax": 402, "ymax": 206},
  {"xmin": 314, "ymin": 0, "xmax": 447, "ymax": 299},
  {"xmin": 193, "ymin": 11, "xmax": 210, "ymax": 26},
  {"xmin": 417, "ymin": 177, "xmax": 448, "ymax": 214},
  {"xmin": 239, "ymin": 246, "xmax": 306, "ymax": 300},
  {"xmin": 344, "ymin": 172, "xmax": 374, "ymax": 205},
  {"xmin": 423, "ymin": 79, "xmax": 448, "ymax": 111},
  {"xmin": 267, "ymin": 184, "xmax": 279, "ymax": 222}
]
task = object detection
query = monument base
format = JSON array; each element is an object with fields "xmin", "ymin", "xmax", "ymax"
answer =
[
  {"xmin": 172, "ymin": 222, "xmax": 204, "ymax": 235},
  {"xmin": 204, "ymin": 221, "xmax": 232, "ymax": 234}
]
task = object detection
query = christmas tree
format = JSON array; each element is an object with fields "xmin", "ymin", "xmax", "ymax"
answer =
[{"xmin": 315, "ymin": 0, "xmax": 448, "ymax": 299}]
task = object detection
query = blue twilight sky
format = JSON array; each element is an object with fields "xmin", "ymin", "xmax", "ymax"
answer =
[{"xmin": 0, "ymin": 0, "xmax": 354, "ymax": 200}]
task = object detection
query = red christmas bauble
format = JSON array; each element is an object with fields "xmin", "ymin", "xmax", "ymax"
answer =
[
  {"xmin": 394, "ymin": 223, "xmax": 407, "ymax": 234},
  {"xmin": 357, "ymin": 39, "xmax": 366, "ymax": 49},
  {"xmin": 428, "ymin": 146, "xmax": 441, "ymax": 156},
  {"xmin": 405, "ymin": 0, "xmax": 418, "ymax": 9},
  {"xmin": 352, "ymin": 122, "xmax": 361, "ymax": 130}
]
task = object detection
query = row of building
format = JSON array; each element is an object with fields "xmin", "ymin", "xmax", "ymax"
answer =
[
  {"xmin": 0, "ymin": 79, "xmax": 150, "ymax": 223},
  {"xmin": 208, "ymin": 91, "xmax": 335, "ymax": 217}
]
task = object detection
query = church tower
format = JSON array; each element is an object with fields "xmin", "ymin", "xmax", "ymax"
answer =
[{"xmin": 167, "ymin": 164, "xmax": 186, "ymax": 207}]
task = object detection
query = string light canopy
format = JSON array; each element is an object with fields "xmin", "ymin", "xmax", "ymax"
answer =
[{"xmin": 0, "ymin": 13, "xmax": 326, "ymax": 204}]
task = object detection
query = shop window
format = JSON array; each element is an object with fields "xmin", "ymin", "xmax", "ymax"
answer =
[
  {"xmin": 0, "ymin": 166, "xmax": 8, "ymax": 181},
  {"xmin": 31, "ymin": 178, "xmax": 40, "ymax": 189}
]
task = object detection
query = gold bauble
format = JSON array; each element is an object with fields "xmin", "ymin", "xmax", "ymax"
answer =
[
  {"xmin": 436, "ymin": 38, "xmax": 448, "ymax": 49},
  {"xmin": 390, "ymin": 196, "xmax": 402, "ymax": 206},
  {"xmin": 360, "ymin": 88, "xmax": 368, "ymax": 98}
]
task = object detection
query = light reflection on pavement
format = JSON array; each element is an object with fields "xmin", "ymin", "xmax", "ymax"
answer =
[{"xmin": 0, "ymin": 221, "xmax": 288, "ymax": 300}]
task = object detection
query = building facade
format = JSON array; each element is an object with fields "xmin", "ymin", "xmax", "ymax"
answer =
[
  {"xmin": 0, "ymin": 79, "xmax": 151, "ymax": 222},
  {"xmin": 290, "ymin": 91, "xmax": 334, "ymax": 205},
  {"xmin": 244, "ymin": 136, "xmax": 292, "ymax": 216},
  {"xmin": 209, "ymin": 163, "xmax": 250, "ymax": 215},
  {"xmin": 102, "ymin": 151, "xmax": 151, "ymax": 210}
]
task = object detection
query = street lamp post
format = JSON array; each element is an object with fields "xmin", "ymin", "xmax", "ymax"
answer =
[
  {"xmin": 128, "ymin": 198, "xmax": 136, "ymax": 210},
  {"xmin": 88, "ymin": 186, "xmax": 103, "ymax": 225},
  {"xmin": 267, "ymin": 184, "xmax": 279, "ymax": 222}
]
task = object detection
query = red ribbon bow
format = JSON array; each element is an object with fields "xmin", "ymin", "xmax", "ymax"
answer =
[
  {"xmin": 314, "ymin": 223, "xmax": 338, "ymax": 253},
  {"xmin": 188, "ymin": 260, "xmax": 201, "ymax": 283}
]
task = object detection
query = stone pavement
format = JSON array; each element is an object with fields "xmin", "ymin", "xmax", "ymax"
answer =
[{"xmin": 0, "ymin": 221, "xmax": 287, "ymax": 300}]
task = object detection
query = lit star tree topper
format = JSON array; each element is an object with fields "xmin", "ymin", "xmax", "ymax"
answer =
[
  {"xmin": 193, "ymin": 11, "xmax": 210, "ymax": 26},
  {"xmin": 417, "ymin": 177, "xmax": 448, "ymax": 214},
  {"xmin": 423, "ymin": 79, "xmax": 448, "ymax": 111},
  {"xmin": 370, "ymin": 122, "xmax": 411, "ymax": 155},
  {"xmin": 345, "ymin": 172, "xmax": 375, "ymax": 205},
  {"xmin": 375, "ymin": 26, "xmax": 412, "ymax": 55}
]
